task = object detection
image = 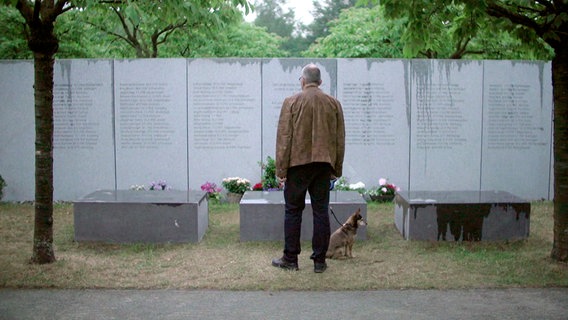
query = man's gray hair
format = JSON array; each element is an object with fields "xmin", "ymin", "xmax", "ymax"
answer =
[{"xmin": 301, "ymin": 64, "xmax": 321, "ymax": 84}]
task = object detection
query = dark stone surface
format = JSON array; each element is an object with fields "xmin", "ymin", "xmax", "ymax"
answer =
[
  {"xmin": 74, "ymin": 190, "xmax": 208, "ymax": 243},
  {"xmin": 239, "ymin": 191, "xmax": 367, "ymax": 241},
  {"xmin": 394, "ymin": 191, "xmax": 530, "ymax": 241}
]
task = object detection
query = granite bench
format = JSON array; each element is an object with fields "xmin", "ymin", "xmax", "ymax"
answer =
[
  {"xmin": 394, "ymin": 191, "xmax": 530, "ymax": 241},
  {"xmin": 74, "ymin": 190, "xmax": 208, "ymax": 243},
  {"xmin": 239, "ymin": 191, "xmax": 367, "ymax": 241}
]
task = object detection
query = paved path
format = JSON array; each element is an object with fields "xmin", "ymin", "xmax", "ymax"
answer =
[{"xmin": 1, "ymin": 288, "xmax": 567, "ymax": 320}]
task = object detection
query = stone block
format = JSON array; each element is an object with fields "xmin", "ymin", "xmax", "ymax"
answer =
[
  {"xmin": 239, "ymin": 191, "xmax": 367, "ymax": 241},
  {"xmin": 394, "ymin": 191, "xmax": 530, "ymax": 241},
  {"xmin": 74, "ymin": 190, "xmax": 208, "ymax": 243}
]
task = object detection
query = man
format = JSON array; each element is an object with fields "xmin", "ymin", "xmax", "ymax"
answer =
[{"xmin": 271, "ymin": 64, "xmax": 346, "ymax": 273}]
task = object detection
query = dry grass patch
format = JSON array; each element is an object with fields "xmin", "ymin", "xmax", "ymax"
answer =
[{"xmin": 0, "ymin": 200, "xmax": 566, "ymax": 290}]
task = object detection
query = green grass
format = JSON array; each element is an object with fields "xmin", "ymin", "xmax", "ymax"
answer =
[{"xmin": 0, "ymin": 201, "xmax": 566, "ymax": 290}]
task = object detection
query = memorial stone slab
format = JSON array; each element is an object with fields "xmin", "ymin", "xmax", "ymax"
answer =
[
  {"xmin": 187, "ymin": 59, "xmax": 262, "ymax": 189},
  {"xmin": 261, "ymin": 59, "xmax": 337, "ymax": 160},
  {"xmin": 0, "ymin": 58, "xmax": 555, "ymax": 202},
  {"xmin": 409, "ymin": 60, "xmax": 483, "ymax": 191},
  {"xmin": 337, "ymin": 59, "xmax": 410, "ymax": 190},
  {"xmin": 114, "ymin": 59, "xmax": 188, "ymax": 190},
  {"xmin": 239, "ymin": 190, "xmax": 367, "ymax": 241},
  {"xmin": 53, "ymin": 60, "xmax": 115, "ymax": 200},
  {"xmin": 481, "ymin": 60, "xmax": 553, "ymax": 200},
  {"xmin": 0, "ymin": 61, "xmax": 35, "ymax": 201},
  {"xmin": 74, "ymin": 190, "xmax": 208, "ymax": 243},
  {"xmin": 394, "ymin": 190, "xmax": 530, "ymax": 241}
]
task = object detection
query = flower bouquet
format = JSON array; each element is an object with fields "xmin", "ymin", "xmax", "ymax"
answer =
[
  {"xmin": 367, "ymin": 178, "xmax": 400, "ymax": 202},
  {"xmin": 222, "ymin": 177, "xmax": 251, "ymax": 195},
  {"xmin": 201, "ymin": 181, "xmax": 222, "ymax": 201},
  {"xmin": 149, "ymin": 180, "xmax": 170, "ymax": 190}
]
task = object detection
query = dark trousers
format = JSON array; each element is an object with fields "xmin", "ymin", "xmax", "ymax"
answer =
[{"xmin": 283, "ymin": 162, "xmax": 331, "ymax": 264}]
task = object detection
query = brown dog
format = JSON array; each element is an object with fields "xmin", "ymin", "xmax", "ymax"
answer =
[{"xmin": 326, "ymin": 208, "xmax": 366, "ymax": 259}]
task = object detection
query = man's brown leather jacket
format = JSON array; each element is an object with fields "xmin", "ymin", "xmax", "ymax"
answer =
[{"xmin": 275, "ymin": 83, "xmax": 346, "ymax": 179}]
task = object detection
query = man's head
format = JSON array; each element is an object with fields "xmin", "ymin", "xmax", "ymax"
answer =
[{"xmin": 300, "ymin": 63, "xmax": 322, "ymax": 88}]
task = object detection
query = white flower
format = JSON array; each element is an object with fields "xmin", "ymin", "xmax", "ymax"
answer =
[
  {"xmin": 349, "ymin": 182, "xmax": 365, "ymax": 190},
  {"xmin": 379, "ymin": 178, "xmax": 387, "ymax": 186},
  {"xmin": 381, "ymin": 187, "xmax": 388, "ymax": 193}
]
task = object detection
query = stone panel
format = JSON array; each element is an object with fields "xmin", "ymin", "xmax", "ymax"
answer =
[
  {"xmin": 0, "ymin": 61, "xmax": 34, "ymax": 201},
  {"xmin": 481, "ymin": 61, "xmax": 553, "ymax": 200},
  {"xmin": 337, "ymin": 59, "xmax": 410, "ymax": 190},
  {"xmin": 114, "ymin": 59, "xmax": 188, "ymax": 190},
  {"xmin": 53, "ymin": 60, "xmax": 115, "ymax": 200},
  {"xmin": 409, "ymin": 60, "xmax": 483, "ymax": 191},
  {"xmin": 187, "ymin": 59, "xmax": 262, "ymax": 189}
]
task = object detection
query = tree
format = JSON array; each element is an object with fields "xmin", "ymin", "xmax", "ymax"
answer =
[
  {"xmin": 253, "ymin": 0, "xmax": 295, "ymax": 37},
  {"xmin": 3, "ymin": 0, "xmax": 69, "ymax": 265},
  {"xmin": 177, "ymin": 22, "xmax": 287, "ymax": 58},
  {"xmin": 2, "ymin": 0, "xmax": 252, "ymax": 265},
  {"xmin": 0, "ymin": 5, "xmax": 123, "ymax": 59},
  {"xmin": 307, "ymin": 0, "xmax": 359, "ymax": 44},
  {"xmin": 306, "ymin": 6, "xmax": 406, "ymax": 58},
  {"xmin": 307, "ymin": 4, "xmax": 553, "ymax": 60},
  {"xmin": 366, "ymin": 0, "xmax": 567, "ymax": 261},
  {"xmin": 83, "ymin": 0, "xmax": 251, "ymax": 58},
  {"xmin": 252, "ymin": 0, "xmax": 298, "ymax": 55},
  {"xmin": 0, "ymin": 5, "xmax": 31, "ymax": 58}
]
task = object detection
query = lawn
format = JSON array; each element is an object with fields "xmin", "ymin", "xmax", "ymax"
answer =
[{"xmin": 0, "ymin": 201, "xmax": 566, "ymax": 290}]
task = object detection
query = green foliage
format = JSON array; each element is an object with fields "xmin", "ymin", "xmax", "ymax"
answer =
[
  {"xmin": 253, "ymin": 0, "xmax": 295, "ymax": 38},
  {"xmin": 0, "ymin": 6, "xmax": 30, "ymax": 59},
  {"xmin": 356, "ymin": 0, "xmax": 554, "ymax": 60},
  {"xmin": 171, "ymin": 22, "xmax": 287, "ymax": 58},
  {"xmin": 82, "ymin": 0, "xmax": 252, "ymax": 58},
  {"xmin": 1, "ymin": 0, "xmax": 285, "ymax": 59},
  {"xmin": 259, "ymin": 156, "xmax": 280, "ymax": 190},
  {"xmin": 307, "ymin": 0, "xmax": 359, "ymax": 43},
  {"xmin": 306, "ymin": 6, "xmax": 406, "ymax": 58},
  {"xmin": 252, "ymin": 0, "xmax": 302, "ymax": 56},
  {"xmin": 0, "ymin": 5, "xmax": 134, "ymax": 59},
  {"xmin": 310, "ymin": 2, "xmax": 553, "ymax": 60}
]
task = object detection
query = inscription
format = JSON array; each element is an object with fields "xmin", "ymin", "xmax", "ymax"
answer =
[
  {"xmin": 118, "ymin": 83, "xmax": 175, "ymax": 149},
  {"xmin": 415, "ymin": 83, "xmax": 467, "ymax": 150},
  {"xmin": 342, "ymin": 82, "xmax": 396, "ymax": 146},
  {"xmin": 191, "ymin": 82, "xmax": 255, "ymax": 150},
  {"xmin": 54, "ymin": 83, "xmax": 102, "ymax": 150},
  {"xmin": 486, "ymin": 84, "xmax": 544, "ymax": 150}
]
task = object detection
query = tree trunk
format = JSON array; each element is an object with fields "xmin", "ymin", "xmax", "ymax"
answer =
[
  {"xmin": 30, "ymin": 50, "xmax": 56, "ymax": 264},
  {"xmin": 28, "ymin": 22, "xmax": 59, "ymax": 264},
  {"xmin": 552, "ymin": 42, "xmax": 568, "ymax": 262}
]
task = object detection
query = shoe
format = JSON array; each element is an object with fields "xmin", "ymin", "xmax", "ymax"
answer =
[
  {"xmin": 272, "ymin": 257, "xmax": 299, "ymax": 271},
  {"xmin": 314, "ymin": 262, "xmax": 327, "ymax": 273}
]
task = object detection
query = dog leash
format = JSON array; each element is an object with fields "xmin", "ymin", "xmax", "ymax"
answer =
[{"xmin": 329, "ymin": 206, "xmax": 344, "ymax": 227}]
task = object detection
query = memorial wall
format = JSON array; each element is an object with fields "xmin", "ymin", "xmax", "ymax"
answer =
[{"xmin": 0, "ymin": 58, "xmax": 553, "ymax": 201}]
